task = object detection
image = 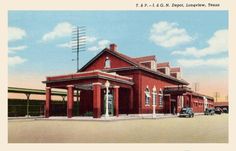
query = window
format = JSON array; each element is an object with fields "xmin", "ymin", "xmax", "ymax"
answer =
[
  {"xmin": 104, "ymin": 57, "xmax": 111, "ymax": 68},
  {"xmin": 145, "ymin": 86, "xmax": 150, "ymax": 106},
  {"xmin": 159, "ymin": 88, "xmax": 163, "ymax": 107}
]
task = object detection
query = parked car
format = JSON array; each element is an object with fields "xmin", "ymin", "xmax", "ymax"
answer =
[
  {"xmin": 179, "ymin": 107, "xmax": 194, "ymax": 118},
  {"xmin": 204, "ymin": 108, "xmax": 215, "ymax": 115},
  {"xmin": 215, "ymin": 107, "xmax": 222, "ymax": 114},
  {"xmin": 223, "ymin": 108, "xmax": 228, "ymax": 113}
]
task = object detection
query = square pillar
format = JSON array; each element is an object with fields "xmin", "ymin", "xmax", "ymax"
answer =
[
  {"xmin": 176, "ymin": 96, "xmax": 181, "ymax": 113},
  {"xmin": 129, "ymin": 88, "xmax": 134, "ymax": 114},
  {"xmin": 93, "ymin": 83, "xmax": 102, "ymax": 118},
  {"xmin": 169, "ymin": 100, "xmax": 172, "ymax": 113},
  {"xmin": 164, "ymin": 95, "xmax": 171, "ymax": 113},
  {"xmin": 45, "ymin": 87, "xmax": 51, "ymax": 118},
  {"xmin": 183, "ymin": 94, "xmax": 188, "ymax": 107},
  {"xmin": 114, "ymin": 86, "xmax": 120, "ymax": 117},
  {"xmin": 189, "ymin": 94, "xmax": 193, "ymax": 108},
  {"xmin": 67, "ymin": 85, "xmax": 74, "ymax": 118}
]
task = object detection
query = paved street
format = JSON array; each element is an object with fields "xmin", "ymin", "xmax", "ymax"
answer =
[{"xmin": 8, "ymin": 114, "xmax": 228, "ymax": 143}]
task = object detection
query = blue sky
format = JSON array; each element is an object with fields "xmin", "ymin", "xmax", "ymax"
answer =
[{"xmin": 8, "ymin": 11, "xmax": 228, "ymax": 99}]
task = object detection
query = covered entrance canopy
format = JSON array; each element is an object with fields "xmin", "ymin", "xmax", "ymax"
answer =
[
  {"xmin": 42, "ymin": 70, "xmax": 134, "ymax": 118},
  {"xmin": 163, "ymin": 86, "xmax": 214, "ymax": 114}
]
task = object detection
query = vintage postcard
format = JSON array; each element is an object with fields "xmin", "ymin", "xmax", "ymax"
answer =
[{"xmin": 0, "ymin": 0, "xmax": 235, "ymax": 151}]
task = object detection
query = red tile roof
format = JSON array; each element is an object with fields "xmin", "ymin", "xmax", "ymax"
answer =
[
  {"xmin": 132, "ymin": 55, "xmax": 156, "ymax": 63},
  {"xmin": 157, "ymin": 62, "xmax": 170, "ymax": 68},
  {"xmin": 170, "ymin": 67, "xmax": 180, "ymax": 72},
  {"xmin": 79, "ymin": 47, "xmax": 188, "ymax": 85}
]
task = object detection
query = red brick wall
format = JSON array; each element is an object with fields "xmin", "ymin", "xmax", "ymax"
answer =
[
  {"xmin": 189, "ymin": 95, "xmax": 211, "ymax": 113},
  {"xmin": 114, "ymin": 70, "xmax": 142, "ymax": 114},
  {"xmin": 79, "ymin": 90, "xmax": 93, "ymax": 115},
  {"xmin": 82, "ymin": 51, "xmax": 133, "ymax": 71},
  {"xmin": 119, "ymin": 88, "xmax": 130, "ymax": 114},
  {"xmin": 140, "ymin": 72, "xmax": 176, "ymax": 114}
]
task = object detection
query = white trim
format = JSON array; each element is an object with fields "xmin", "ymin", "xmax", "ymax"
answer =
[
  {"xmin": 113, "ymin": 85, "xmax": 120, "ymax": 88},
  {"xmin": 104, "ymin": 57, "xmax": 111, "ymax": 68},
  {"xmin": 67, "ymin": 85, "xmax": 74, "ymax": 88},
  {"xmin": 92, "ymin": 82, "xmax": 102, "ymax": 86},
  {"xmin": 47, "ymin": 70, "xmax": 133, "ymax": 80}
]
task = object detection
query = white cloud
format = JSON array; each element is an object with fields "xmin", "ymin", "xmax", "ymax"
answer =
[
  {"xmin": 8, "ymin": 56, "xmax": 27, "ymax": 66},
  {"xmin": 42, "ymin": 22, "xmax": 74, "ymax": 42},
  {"xmin": 8, "ymin": 45, "xmax": 28, "ymax": 53},
  {"xmin": 8, "ymin": 27, "xmax": 27, "ymax": 66},
  {"xmin": 57, "ymin": 42, "xmax": 72, "ymax": 48},
  {"xmin": 150, "ymin": 21, "xmax": 192, "ymax": 48},
  {"xmin": 8, "ymin": 27, "xmax": 26, "ymax": 42},
  {"xmin": 87, "ymin": 36, "xmax": 97, "ymax": 43},
  {"xmin": 177, "ymin": 57, "xmax": 228, "ymax": 68},
  {"xmin": 172, "ymin": 29, "xmax": 228, "ymax": 57},
  {"xmin": 88, "ymin": 39, "xmax": 110, "ymax": 51}
]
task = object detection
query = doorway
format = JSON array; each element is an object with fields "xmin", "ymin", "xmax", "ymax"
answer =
[{"xmin": 171, "ymin": 99, "xmax": 177, "ymax": 114}]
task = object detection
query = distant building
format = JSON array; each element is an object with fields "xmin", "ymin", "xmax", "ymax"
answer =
[
  {"xmin": 43, "ymin": 44, "xmax": 214, "ymax": 118},
  {"xmin": 214, "ymin": 102, "xmax": 229, "ymax": 110}
]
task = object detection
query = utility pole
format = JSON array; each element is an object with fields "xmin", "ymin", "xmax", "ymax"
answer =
[
  {"xmin": 225, "ymin": 95, "xmax": 228, "ymax": 102},
  {"xmin": 193, "ymin": 82, "xmax": 199, "ymax": 92},
  {"xmin": 72, "ymin": 26, "xmax": 86, "ymax": 72},
  {"xmin": 214, "ymin": 92, "xmax": 220, "ymax": 102},
  {"xmin": 72, "ymin": 26, "xmax": 86, "ymax": 116}
]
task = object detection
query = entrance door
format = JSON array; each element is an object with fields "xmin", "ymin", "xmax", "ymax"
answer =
[{"xmin": 171, "ymin": 99, "xmax": 177, "ymax": 114}]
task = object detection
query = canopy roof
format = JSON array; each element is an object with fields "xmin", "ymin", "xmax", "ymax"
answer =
[{"xmin": 8, "ymin": 87, "xmax": 68, "ymax": 96}]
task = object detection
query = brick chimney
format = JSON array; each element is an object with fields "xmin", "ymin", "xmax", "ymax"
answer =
[{"xmin": 109, "ymin": 43, "xmax": 117, "ymax": 52}]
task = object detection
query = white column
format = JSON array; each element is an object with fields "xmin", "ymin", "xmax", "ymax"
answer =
[
  {"xmin": 181, "ymin": 96, "xmax": 184, "ymax": 108},
  {"xmin": 105, "ymin": 81, "xmax": 110, "ymax": 118},
  {"xmin": 203, "ymin": 96, "xmax": 208, "ymax": 111}
]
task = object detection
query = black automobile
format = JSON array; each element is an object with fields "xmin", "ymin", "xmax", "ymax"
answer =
[
  {"xmin": 215, "ymin": 107, "xmax": 222, "ymax": 114},
  {"xmin": 223, "ymin": 108, "xmax": 228, "ymax": 113},
  {"xmin": 204, "ymin": 108, "xmax": 215, "ymax": 115},
  {"xmin": 179, "ymin": 107, "xmax": 194, "ymax": 118}
]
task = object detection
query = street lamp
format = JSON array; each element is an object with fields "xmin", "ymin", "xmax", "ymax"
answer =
[{"xmin": 105, "ymin": 80, "xmax": 110, "ymax": 118}]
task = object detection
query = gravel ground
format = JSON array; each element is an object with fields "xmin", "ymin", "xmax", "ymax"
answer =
[{"xmin": 8, "ymin": 114, "xmax": 228, "ymax": 143}]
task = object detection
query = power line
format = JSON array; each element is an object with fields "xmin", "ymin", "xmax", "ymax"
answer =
[
  {"xmin": 71, "ymin": 26, "xmax": 86, "ymax": 72},
  {"xmin": 214, "ymin": 92, "xmax": 220, "ymax": 102},
  {"xmin": 71, "ymin": 26, "xmax": 86, "ymax": 116}
]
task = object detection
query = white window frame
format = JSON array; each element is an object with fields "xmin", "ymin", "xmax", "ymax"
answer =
[
  {"xmin": 145, "ymin": 87, "xmax": 151, "ymax": 106},
  {"xmin": 104, "ymin": 57, "xmax": 111, "ymax": 68},
  {"xmin": 159, "ymin": 88, "xmax": 163, "ymax": 107}
]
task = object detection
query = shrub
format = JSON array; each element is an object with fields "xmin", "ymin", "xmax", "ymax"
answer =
[{"xmin": 84, "ymin": 111, "xmax": 93, "ymax": 116}]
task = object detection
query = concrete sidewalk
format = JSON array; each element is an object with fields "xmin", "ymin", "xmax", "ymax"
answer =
[{"xmin": 8, "ymin": 113, "xmax": 204, "ymax": 121}]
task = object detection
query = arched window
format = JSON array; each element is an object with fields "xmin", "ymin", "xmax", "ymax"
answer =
[
  {"xmin": 159, "ymin": 88, "xmax": 163, "ymax": 107},
  {"xmin": 152, "ymin": 86, "xmax": 157, "ymax": 106},
  {"xmin": 104, "ymin": 57, "xmax": 111, "ymax": 68},
  {"xmin": 145, "ymin": 86, "xmax": 150, "ymax": 106}
]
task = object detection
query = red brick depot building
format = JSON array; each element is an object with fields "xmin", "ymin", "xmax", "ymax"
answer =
[{"xmin": 43, "ymin": 44, "xmax": 214, "ymax": 118}]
